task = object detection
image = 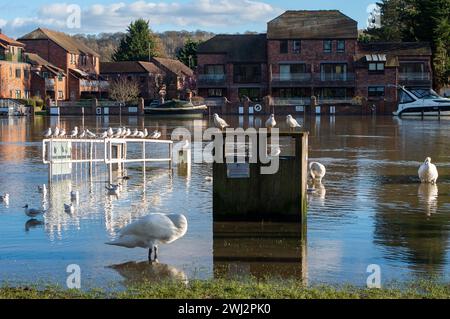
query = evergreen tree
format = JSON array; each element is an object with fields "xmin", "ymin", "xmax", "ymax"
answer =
[
  {"xmin": 113, "ymin": 19, "xmax": 162, "ymax": 61},
  {"xmin": 176, "ymin": 39, "xmax": 202, "ymax": 68}
]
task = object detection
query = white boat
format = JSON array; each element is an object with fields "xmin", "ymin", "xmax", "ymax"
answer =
[{"xmin": 393, "ymin": 87, "xmax": 450, "ymax": 117}]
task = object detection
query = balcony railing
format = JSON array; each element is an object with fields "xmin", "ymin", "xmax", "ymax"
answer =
[
  {"xmin": 399, "ymin": 72, "xmax": 431, "ymax": 81},
  {"xmin": 317, "ymin": 73, "xmax": 355, "ymax": 82},
  {"xmin": 270, "ymin": 98, "xmax": 311, "ymax": 106},
  {"xmin": 80, "ymin": 80, "xmax": 109, "ymax": 91},
  {"xmin": 233, "ymin": 75, "xmax": 262, "ymax": 84},
  {"xmin": 45, "ymin": 78, "xmax": 55, "ymax": 91},
  {"xmin": 197, "ymin": 74, "xmax": 226, "ymax": 86},
  {"xmin": 272, "ymin": 73, "xmax": 312, "ymax": 82},
  {"xmin": 317, "ymin": 97, "xmax": 359, "ymax": 105}
]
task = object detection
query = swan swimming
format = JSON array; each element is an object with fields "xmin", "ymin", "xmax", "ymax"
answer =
[
  {"xmin": 309, "ymin": 162, "xmax": 326, "ymax": 184},
  {"xmin": 418, "ymin": 157, "xmax": 438, "ymax": 184},
  {"xmin": 23, "ymin": 205, "xmax": 46, "ymax": 218},
  {"xmin": 213, "ymin": 113, "xmax": 229, "ymax": 130},
  {"xmin": 106, "ymin": 213, "xmax": 188, "ymax": 261}
]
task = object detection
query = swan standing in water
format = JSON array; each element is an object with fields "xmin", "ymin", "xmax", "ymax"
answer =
[
  {"xmin": 106, "ymin": 213, "xmax": 188, "ymax": 261},
  {"xmin": 418, "ymin": 157, "xmax": 438, "ymax": 184},
  {"xmin": 309, "ymin": 162, "xmax": 326, "ymax": 184},
  {"xmin": 213, "ymin": 114, "xmax": 229, "ymax": 131}
]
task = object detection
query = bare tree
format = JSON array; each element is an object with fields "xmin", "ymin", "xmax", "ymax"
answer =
[{"xmin": 109, "ymin": 77, "xmax": 140, "ymax": 105}]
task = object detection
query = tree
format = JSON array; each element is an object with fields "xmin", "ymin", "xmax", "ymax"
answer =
[
  {"xmin": 109, "ymin": 77, "xmax": 140, "ymax": 105},
  {"xmin": 113, "ymin": 19, "xmax": 163, "ymax": 61},
  {"xmin": 364, "ymin": 0, "xmax": 450, "ymax": 89},
  {"xmin": 176, "ymin": 38, "xmax": 202, "ymax": 68}
]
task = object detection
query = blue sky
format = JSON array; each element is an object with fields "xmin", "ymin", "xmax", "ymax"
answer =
[{"xmin": 0, "ymin": 0, "xmax": 377, "ymax": 37}]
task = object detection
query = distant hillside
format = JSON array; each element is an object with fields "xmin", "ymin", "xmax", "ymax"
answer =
[{"xmin": 74, "ymin": 30, "xmax": 215, "ymax": 62}]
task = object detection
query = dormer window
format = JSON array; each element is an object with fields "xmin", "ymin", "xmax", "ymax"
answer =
[{"xmin": 323, "ymin": 40, "xmax": 332, "ymax": 53}]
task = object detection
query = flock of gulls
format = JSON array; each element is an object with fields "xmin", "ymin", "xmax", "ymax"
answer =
[
  {"xmin": 43, "ymin": 126, "xmax": 162, "ymax": 139},
  {"xmin": 0, "ymin": 114, "xmax": 442, "ymax": 261}
]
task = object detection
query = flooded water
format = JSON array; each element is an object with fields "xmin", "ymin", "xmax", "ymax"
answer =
[{"xmin": 0, "ymin": 115, "xmax": 449, "ymax": 289}]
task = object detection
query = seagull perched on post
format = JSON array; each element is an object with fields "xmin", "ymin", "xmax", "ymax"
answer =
[
  {"xmin": 58, "ymin": 128, "xmax": 66, "ymax": 138},
  {"xmin": 86, "ymin": 129, "xmax": 96, "ymax": 138},
  {"xmin": 114, "ymin": 128, "xmax": 123, "ymax": 138},
  {"xmin": 23, "ymin": 205, "xmax": 46, "ymax": 218},
  {"xmin": 99, "ymin": 131, "xmax": 108, "ymax": 139},
  {"xmin": 124, "ymin": 128, "xmax": 132, "ymax": 138},
  {"xmin": 143, "ymin": 128, "xmax": 149, "ymax": 138},
  {"xmin": 418, "ymin": 157, "xmax": 438, "ymax": 184},
  {"xmin": 43, "ymin": 128, "xmax": 52, "ymax": 138},
  {"xmin": 149, "ymin": 130, "xmax": 161, "ymax": 139},
  {"xmin": 131, "ymin": 128, "xmax": 139, "ymax": 138},
  {"xmin": 69, "ymin": 126, "xmax": 78, "ymax": 138},
  {"xmin": 106, "ymin": 213, "xmax": 188, "ymax": 261},
  {"xmin": 213, "ymin": 113, "xmax": 229, "ymax": 131},
  {"xmin": 78, "ymin": 129, "xmax": 86, "ymax": 139},
  {"xmin": 107, "ymin": 127, "xmax": 114, "ymax": 137},
  {"xmin": 286, "ymin": 115, "xmax": 302, "ymax": 130},
  {"xmin": 265, "ymin": 114, "xmax": 277, "ymax": 130},
  {"xmin": 52, "ymin": 127, "xmax": 60, "ymax": 138}
]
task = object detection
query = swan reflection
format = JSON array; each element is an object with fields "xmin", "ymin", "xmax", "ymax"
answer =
[
  {"xmin": 109, "ymin": 261, "xmax": 188, "ymax": 285},
  {"xmin": 307, "ymin": 183, "xmax": 326, "ymax": 206},
  {"xmin": 25, "ymin": 218, "xmax": 44, "ymax": 232},
  {"xmin": 418, "ymin": 183, "xmax": 438, "ymax": 216}
]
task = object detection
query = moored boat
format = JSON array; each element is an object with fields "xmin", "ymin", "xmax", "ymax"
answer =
[
  {"xmin": 144, "ymin": 100, "xmax": 207, "ymax": 117},
  {"xmin": 393, "ymin": 87, "xmax": 450, "ymax": 116}
]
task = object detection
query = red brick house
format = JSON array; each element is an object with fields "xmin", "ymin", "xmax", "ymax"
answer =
[
  {"xmin": 196, "ymin": 10, "xmax": 433, "ymax": 114},
  {"xmin": 0, "ymin": 33, "xmax": 31, "ymax": 99},
  {"xmin": 151, "ymin": 57, "xmax": 195, "ymax": 99},
  {"xmin": 100, "ymin": 61, "xmax": 165, "ymax": 101},
  {"xmin": 18, "ymin": 28, "xmax": 107, "ymax": 101}
]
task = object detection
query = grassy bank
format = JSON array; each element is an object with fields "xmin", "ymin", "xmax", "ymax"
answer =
[{"xmin": 1, "ymin": 279, "xmax": 450, "ymax": 299}]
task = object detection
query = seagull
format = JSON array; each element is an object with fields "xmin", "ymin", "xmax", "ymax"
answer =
[
  {"xmin": 78, "ymin": 129, "xmax": 86, "ymax": 139},
  {"xmin": 52, "ymin": 127, "xmax": 60, "ymax": 138},
  {"xmin": 309, "ymin": 162, "xmax": 326, "ymax": 184},
  {"xmin": 143, "ymin": 128, "xmax": 149, "ymax": 138},
  {"xmin": 213, "ymin": 113, "xmax": 229, "ymax": 130},
  {"xmin": 286, "ymin": 115, "xmax": 302, "ymax": 130},
  {"xmin": 418, "ymin": 157, "xmax": 438, "ymax": 184},
  {"xmin": 124, "ymin": 128, "xmax": 132, "ymax": 138},
  {"xmin": 149, "ymin": 130, "xmax": 161, "ymax": 139},
  {"xmin": 107, "ymin": 127, "xmax": 114, "ymax": 137},
  {"xmin": 69, "ymin": 126, "xmax": 78, "ymax": 138},
  {"xmin": 265, "ymin": 114, "xmax": 277, "ymax": 129},
  {"xmin": 86, "ymin": 129, "xmax": 96, "ymax": 138},
  {"xmin": 106, "ymin": 185, "xmax": 120, "ymax": 196},
  {"xmin": 205, "ymin": 176, "xmax": 213, "ymax": 182},
  {"xmin": 121, "ymin": 127, "xmax": 129, "ymax": 138},
  {"xmin": 23, "ymin": 205, "xmax": 46, "ymax": 218},
  {"xmin": 131, "ymin": 128, "xmax": 139, "ymax": 138},
  {"xmin": 114, "ymin": 128, "xmax": 123, "ymax": 138},
  {"xmin": 43, "ymin": 128, "xmax": 52, "ymax": 138},
  {"xmin": 58, "ymin": 128, "xmax": 66, "ymax": 138},
  {"xmin": 0, "ymin": 193, "xmax": 9, "ymax": 204},
  {"xmin": 99, "ymin": 131, "xmax": 108, "ymax": 138},
  {"xmin": 64, "ymin": 203, "xmax": 75, "ymax": 214},
  {"xmin": 106, "ymin": 213, "xmax": 188, "ymax": 261}
]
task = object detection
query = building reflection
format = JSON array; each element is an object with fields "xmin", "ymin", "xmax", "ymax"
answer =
[{"xmin": 213, "ymin": 222, "xmax": 307, "ymax": 283}]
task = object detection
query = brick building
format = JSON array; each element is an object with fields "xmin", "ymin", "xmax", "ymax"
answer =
[
  {"xmin": 101, "ymin": 58, "xmax": 195, "ymax": 101},
  {"xmin": 18, "ymin": 28, "xmax": 107, "ymax": 101},
  {"xmin": 197, "ymin": 10, "xmax": 433, "ymax": 114},
  {"xmin": 0, "ymin": 33, "xmax": 31, "ymax": 99}
]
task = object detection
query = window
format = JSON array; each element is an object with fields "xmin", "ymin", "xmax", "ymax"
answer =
[
  {"xmin": 238, "ymin": 88, "xmax": 261, "ymax": 102},
  {"xmin": 24, "ymin": 91, "xmax": 30, "ymax": 99},
  {"xmin": 320, "ymin": 88, "xmax": 346, "ymax": 99},
  {"xmin": 24, "ymin": 69, "xmax": 30, "ymax": 79},
  {"xmin": 277, "ymin": 88, "xmax": 309, "ymax": 98},
  {"xmin": 293, "ymin": 40, "xmax": 301, "ymax": 53},
  {"xmin": 233, "ymin": 64, "xmax": 261, "ymax": 83},
  {"xmin": 9, "ymin": 67, "xmax": 12, "ymax": 77},
  {"xmin": 58, "ymin": 91, "xmax": 64, "ymax": 99},
  {"xmin": 337, "ymin": 40, "xmax": 345, "ymax": 53},
  {"xmin": 320, "ymin": 63, "xmax": 348, "ymax": 80},
  {"xmin": 15, "ymin": 68, "xmax": 21, "ymax": 78},
  {"xmin": 399, "ymin": 89, "xmax": 415, "ymax": 103},
  {"xmin": 369, "ymin": 63, "xmax": 385, "ymax": 72},
  {"xmin": 15, "ymin": 90, "xmax": 21, "ymax": 99},
  {"xmin": 279, "ymin": 63, "xmax": 307, "ymax": 80},
  {"xmin": 58, "ymin": 73, "xmax": 63, "ymax": 81},
  {"xmin": 42, "ymin": 72, "xmax": 49, "ymax": 79},
  {"xmin": 280, "ymin": 40, "xmax": 288, "ymax": 54},
  {"xmin": 207, "ymin": 89, "xmax": 223, "ymax": 97},
  {"xmin": 368, "ymin": 86, "xmax": 385, "ymax": 97},
  {"xmin": 140, "ymin": 76, "xmax": 146, "ymax": 83},
  {"xmin": 205, "ymin": 64, "xmax": 225, "ymax": 81},
  {"xmin": 323, "ymin": 40, "xmax": 332, "ymax": 53}
]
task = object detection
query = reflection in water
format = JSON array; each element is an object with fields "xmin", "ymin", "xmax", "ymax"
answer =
[
  {"xmin": 418, "ymin": 184, "xmax": 438, "ymax": 216},
  {"xmin": 109, "ymin": 261, "xmax": 188, "ymax": 285},
  {"xmin": 25, "ymin": 218, "xmax": 44, "ymax": 232},
  {"xmin": 213, "ymin": 222, "xmax": 307, "ymax": 282},
  {"xmin": 308, "ymin": 183, "xmax": 326, "ymax": 207}
]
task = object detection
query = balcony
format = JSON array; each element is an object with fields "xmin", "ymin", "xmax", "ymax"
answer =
[
  {"xmin": 399, "ymin": 72, "xmax": 431, "ymax": 86},
  {"xmin": 197, "ymin": 74, "xmax": 226, "ymax": 87},
  {"xmin": 45, "ymin": 78, "xmax": 55, "ymax": 91},
  {"xmin": 80, "ymin": 80, "xmax": 109, "ymax": 92},
  {"xmin": 271, "ymin": 73, "xmax": 312, "ymax": 87},
  {"xmin": 270, "ymin": 97, "xmax": 311, "ymax": 106},
  {"xmin": 311, "ymin": 73, "xmax": 355, "ymax": 87},
  {"xmin": 233, "ymin": 75, "xmax": 262, "ymax": 84}
]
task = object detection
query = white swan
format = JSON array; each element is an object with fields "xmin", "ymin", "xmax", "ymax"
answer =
[
  {"xmin": 106, "ymin": 213, "xmax": 188, "ymax": 261},
  {"xmin": 286, "ymin": 115, "xmax": 302, "ymax": 129},
  {"xmin": 309, "ymin": 162, "xmax": 326, "ymax": 184},
  {"xmin": 265, "ymin": 114, "xmax": 276, "ymax": 129},
  {"xmin": 213, "ymin": 113, "xmax": 229, "ymax": 130},
  {"xmin": 23, "ymin": 205, "xmax": 46, "ymax": 217},
  {"xmin": 418, "ymin": 157, "xmax": 438, "ymax": 184}
]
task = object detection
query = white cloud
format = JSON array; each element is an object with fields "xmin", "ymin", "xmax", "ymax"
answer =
[{"xmin": 1, "ymin": 0, "xmax": 282, "ymax": 36}]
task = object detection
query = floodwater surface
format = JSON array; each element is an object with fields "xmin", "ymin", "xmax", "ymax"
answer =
[{"xmin": 0, "ymin": 115, "xmax": 449, "ymax": 288}]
